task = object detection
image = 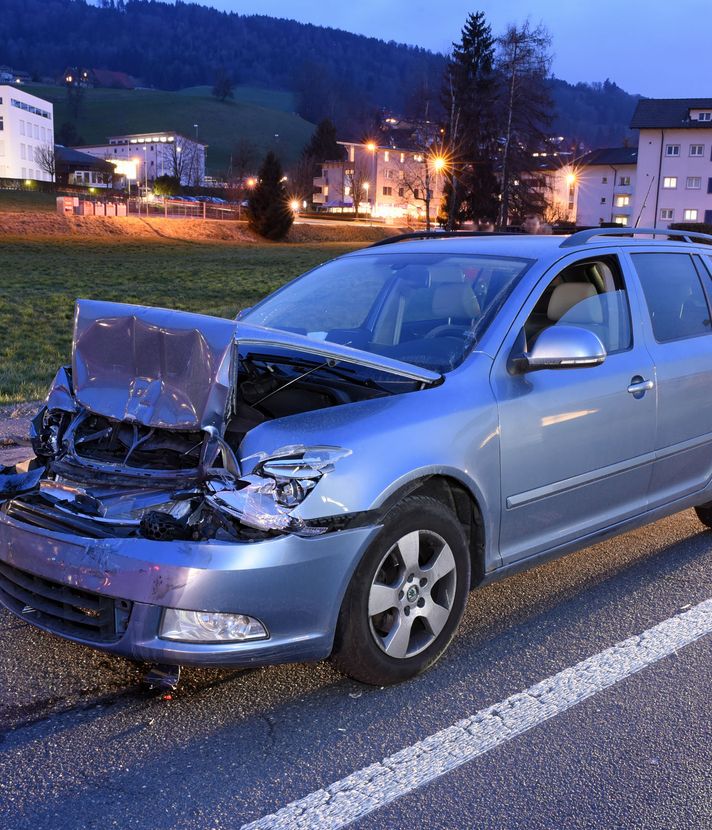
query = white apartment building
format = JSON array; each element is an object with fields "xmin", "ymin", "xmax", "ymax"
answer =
[
  {"xmin": 314, "ymin": 140, "xmax": 446, "ymax": 223},
  {"xmin": 573, "ymin": 147, "xmax": 638, "ymax": 227},
  {"xmin": 631, "ymin": 99, "xmax": 712, "ymax": 228},
  {"xmin": 0, "ymin": 85, "xmax": 54, "ymax": 181},
  {"xmin": 76, "ymin": 132, "xmax": 207, "ymax": 187}
]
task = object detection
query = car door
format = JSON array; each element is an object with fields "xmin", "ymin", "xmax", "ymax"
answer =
[
  {"xmin": 625, "ymin": 249, "xmax": 712, "ymax": 507},
  {"xmin": 490, "ymin": 250, "xmax": 657, "ymax": 566}
]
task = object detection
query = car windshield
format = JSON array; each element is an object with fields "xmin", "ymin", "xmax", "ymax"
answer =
[{"xmin": 242, "ymin": 252, "xmax": 531, "ymax": 373}]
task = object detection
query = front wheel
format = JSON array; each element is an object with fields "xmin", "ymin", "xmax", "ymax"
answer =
[
  {"xmin": 331, "ymin": 495, "xmax": 471, "ymax": 685},
  {"xmin": 694, "ymin": 501, "xmax": 712, "ymax": 528}
]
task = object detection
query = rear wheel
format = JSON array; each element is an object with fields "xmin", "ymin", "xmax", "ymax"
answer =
[{"xmin": 331, "ymin": 495, "xmax": 470, "ymax": 685}]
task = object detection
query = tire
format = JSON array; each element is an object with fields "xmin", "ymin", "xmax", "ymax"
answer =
[
  {"xmin": 694, "ymin": 502, "xmax": 712, "ymax": 528},
  {"xmin": 331, "ymin": 495, "xmax": 471, "ymax": 686}
]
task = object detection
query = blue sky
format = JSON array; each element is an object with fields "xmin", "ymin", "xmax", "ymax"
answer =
[{"xmin": 191, "ymin": 0, "xmax": 712, "ymax": 97}]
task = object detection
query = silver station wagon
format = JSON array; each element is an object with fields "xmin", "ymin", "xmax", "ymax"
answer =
[{"xmin": 2, "ymin": 227, "xmax": 712, "ymax": 687}]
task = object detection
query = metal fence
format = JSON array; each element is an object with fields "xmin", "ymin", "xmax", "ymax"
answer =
[{"xmin": 128, "ymin": 198, "xmax": 243, "ymax": 221}]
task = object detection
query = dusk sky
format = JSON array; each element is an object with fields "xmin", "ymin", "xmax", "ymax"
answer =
[{"xmin": 194, "ymin": 0, "xmax": 712, "ymax": 97}]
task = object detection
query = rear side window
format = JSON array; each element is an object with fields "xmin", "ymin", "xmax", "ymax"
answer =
[{"xmin": 631, "ymin": 253, "xmax": 711, "ymax": 342}]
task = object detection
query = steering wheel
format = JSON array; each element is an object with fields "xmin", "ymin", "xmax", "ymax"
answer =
[{"xmin": 423, "ymin": 323, "xmax": 468, "ymax": 339}]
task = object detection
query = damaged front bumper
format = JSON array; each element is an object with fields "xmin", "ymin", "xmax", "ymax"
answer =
[{"xmin": 0, "ymin": 511, "xmax": 379, "ymax": 667}]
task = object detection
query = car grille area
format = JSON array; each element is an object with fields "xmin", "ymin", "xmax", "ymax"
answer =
[{"xmin": 0, "ymin": 561, "xmax": 131, "ymax": 643}]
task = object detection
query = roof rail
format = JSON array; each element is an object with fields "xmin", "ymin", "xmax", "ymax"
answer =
[
  {"xmin": 560, "ymin": 227, "xmax": 712, "ymax": 248},
  {"xmin": 368, "ymin": 229, "xmax": 520, "ymax": 248}
]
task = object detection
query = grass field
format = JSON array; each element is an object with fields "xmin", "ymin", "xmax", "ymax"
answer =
[
  {"xmin": 0, "ymin": 190, "xmax": 58, "ymax": 213},
  {"xmin": 25, "ymin": 83, "xmax": 315, "ymax": 172},
  {"xmin": 0, "ymin": 239, "xmax": 359, "ymax": 403}
]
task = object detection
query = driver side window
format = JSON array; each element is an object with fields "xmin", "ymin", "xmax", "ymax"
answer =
[{"xmin": 523, "ymin": 256, "xmax": 632, "ymax": 355}]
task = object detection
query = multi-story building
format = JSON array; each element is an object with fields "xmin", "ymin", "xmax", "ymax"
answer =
[
  {"xmin": 573, "ymin": 147, "xmax": 638, "ymax": 227},
  {"xmin": 313, "ymin": 140, "xmax": 447, "ymax": 223},
  {"xmin": 631, "ymin": 98, "xmax": 712, "ymax": 228},
  {"xmin": 76, "ymin": 132, "xmax": 207, "ymax": 187},
  {"xmin": 0, "ymin": 85, "xmax": 54, "ymax": 181}
]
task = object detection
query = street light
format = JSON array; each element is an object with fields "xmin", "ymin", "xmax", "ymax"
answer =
[
  {"xmin": 194, "ymin": 123, "xmax": 199, "ymax": 141},
  {"xmin": 289, "ymin": 199, "xmax": 300, "ymax": 213},
  {"xmin": 365, "ymin": 141, "xmax": 377, "ymax": 213}
]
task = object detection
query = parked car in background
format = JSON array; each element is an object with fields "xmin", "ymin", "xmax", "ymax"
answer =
[{"xmin": 2, "ymin": 227, "xmax": 712, "ymax": 687}]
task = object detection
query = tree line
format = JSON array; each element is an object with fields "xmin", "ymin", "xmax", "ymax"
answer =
[{"xmin": 1, "ymin": 0, "xmax": 638, "ymax": 147}]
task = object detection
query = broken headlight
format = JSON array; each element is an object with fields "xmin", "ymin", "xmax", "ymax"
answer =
[{"xmin": 206, "ymin": 446, "xmax": 351, "ymax": 534}]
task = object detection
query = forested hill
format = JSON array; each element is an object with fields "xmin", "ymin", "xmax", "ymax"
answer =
[{"xmin": 1, "ymin": 0, "xmax": 639, "ymax": 148}]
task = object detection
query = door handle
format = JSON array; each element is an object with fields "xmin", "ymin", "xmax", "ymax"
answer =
[{"xmin": 627, "ymin": 377, "xmax": 654, "ymax": 395}]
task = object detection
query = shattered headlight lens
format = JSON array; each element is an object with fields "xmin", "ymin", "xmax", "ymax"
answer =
[
  {"xmin": 160, "ymin": 609, "xmax": 268, "ymax": 642},
  {"xmin": 206, "ymin": 446, "xmax": 350, "ymax": 533}
]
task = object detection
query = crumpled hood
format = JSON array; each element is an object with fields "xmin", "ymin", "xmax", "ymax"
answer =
[
  {"xmin": 72, "ymin": 300, "xmax": 236, "ymax": 431},
  {"xmin": 70, "ymin": 300, "xmax": 441, "ymax": 433}
]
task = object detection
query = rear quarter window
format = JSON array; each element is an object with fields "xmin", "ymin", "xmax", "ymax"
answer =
[{"xmin": 631, "ymin": 253, "xmax": 711, "ymax": 343}]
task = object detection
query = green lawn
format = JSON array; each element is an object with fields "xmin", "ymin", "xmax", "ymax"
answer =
[
  {"xmin": 26, "ymin": 83, "xmax": 315, "ymax": 172},
  {"xmin": 0, "ymin": 239, "xmax": 359, "ymax": 403},
  {"xmin": 0, "ymin": 190, "xmax": 58, "ymax": 213}
]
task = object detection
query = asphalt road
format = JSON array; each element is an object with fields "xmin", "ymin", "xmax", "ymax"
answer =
[{"xmin": 1, "ymin": 508, "xmax": 710, "ymax": 830}]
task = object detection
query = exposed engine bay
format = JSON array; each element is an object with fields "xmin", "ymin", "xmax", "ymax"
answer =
[{"xmin": 1, "ymin": 300, "xmax": 431, "ymax": 544}]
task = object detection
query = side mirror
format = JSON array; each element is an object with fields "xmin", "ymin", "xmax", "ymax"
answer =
[{"xmin": 509, "ymin": 325, "xmax": 606, "ymax": 374}]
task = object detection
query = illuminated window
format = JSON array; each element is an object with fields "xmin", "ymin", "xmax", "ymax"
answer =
[
  {"xmin": 613, "ymin": 215, "xmax": 629, "ymax": 226},
  {"xmin": 684, "ymin": 209, "xmax": 699, "ymax": 221},
  {"xmin": 614, "ymin": 194, "xmax": 630, "ymax": 207},
  {"xmin": 662, "ymin": 177, "xmax": 677, "ymax": 189}
]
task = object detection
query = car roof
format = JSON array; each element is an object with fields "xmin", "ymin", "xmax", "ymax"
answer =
[{"xmin": 346, "ymin": 230, "xmax": 712, "ymax": 262}]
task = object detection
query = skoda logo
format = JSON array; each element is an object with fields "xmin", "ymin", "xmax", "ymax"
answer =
[{"xmin": 406, "ymin": 586, "xmax": 419, "ymax": 603}]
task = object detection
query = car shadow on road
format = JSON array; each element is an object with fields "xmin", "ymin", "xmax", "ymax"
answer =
[{"xmin": 1, "ymin": 512, "xmax": 711, "ymax": 830}]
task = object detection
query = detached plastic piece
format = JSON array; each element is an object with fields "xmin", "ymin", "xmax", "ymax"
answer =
[{"xmin": 142, "ymin": 663, "xmax": 181, "ymax": 691}]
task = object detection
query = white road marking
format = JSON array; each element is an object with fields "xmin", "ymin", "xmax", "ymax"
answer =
[{"xmin": 242, "ymin": 598, "xmax": 712, "ymax": 830}]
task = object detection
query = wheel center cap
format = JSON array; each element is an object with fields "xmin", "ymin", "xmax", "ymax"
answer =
[{"xmin": 406, "ymin": 585, "xmax": 419, "ymax": 603}]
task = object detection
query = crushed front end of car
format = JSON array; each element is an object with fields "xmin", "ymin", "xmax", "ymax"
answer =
[{"xmin": 0, "ymin": 300, "xmax": 438, "ymax": 673}]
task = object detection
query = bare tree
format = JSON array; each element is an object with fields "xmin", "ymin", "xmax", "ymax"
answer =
[
  {"xmin": 34, "ymin": 143, "xmax": 56, "ymax": 183},
  {"xmin": 399, "ymin": 156, "xmax": 433, "ymax": 227},
  {"xmin": 165, "ymin": 139, "xmax": 199, "ymax": 186},
  {"xmin": 496, "ymin": 22, "xmax": 553, "ymax": 227},
  {"xmin": 345, "ymin": 160, "xmax": 371, "ymax": 216},
  {"xmin": 227, "ymin": 138, "xmax": 257, "ymax": 216}
]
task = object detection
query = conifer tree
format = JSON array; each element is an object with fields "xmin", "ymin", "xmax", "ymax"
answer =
[
  {"xmin": 247, "ymin": 152, "xmax": 294, "ymax": 240},
  {"xmin": 443, "ymin": 12, "xmax": 499, "ymax": 228}
]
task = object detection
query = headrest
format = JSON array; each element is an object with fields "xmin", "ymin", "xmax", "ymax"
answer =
[
  {"xmin": 431, "ymin": 283, "xmax": 480, "ymax": 319},
  {"xmin": 547, "ymin": 283, "xmax": 597, "ymax": 322}
]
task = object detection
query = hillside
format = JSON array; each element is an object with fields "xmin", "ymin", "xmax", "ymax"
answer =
[
  {"xmin": 2, "ymin": 1, "xmax": 641, "ymax": 151},
  {"xmin": 25, "ymin": 83, "xmax": 314, "ymax": 174}
]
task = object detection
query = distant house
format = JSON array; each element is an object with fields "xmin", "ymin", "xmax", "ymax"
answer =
[
  {"xmin": 55, "ymin": 145, "xmax": 116, "ymax": 187},
  {"xmin": 0, "ymin": 85, "xmax": 55, "ymax": 181},
  {"xmin": 75, "ymin": 132, "xmax": 207, "ymax": 187},
  {"xmin": 314, "ymin": 140, "xmax": 446, "ymax": 223},
  {"xmin": 630, "ymin": 98, "xmax": 712, "ymax": 228},
  {"xmin": 0, "ymin": 66, "xmax": 31, "ymax": 85},
  {"xmin": 573, "ymin": 147, "xmax": 638, "ymax": 227},
  {"xmin": 62, "ymin": 67, "xmax": 137, "ymax": 90}
]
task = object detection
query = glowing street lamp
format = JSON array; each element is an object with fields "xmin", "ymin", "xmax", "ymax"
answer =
[
  {"xmin": 566, "ymin": 172, "xmax": 576, "ymax": 186},
  {"xmin": 246, "ymin": 177, "xmax": 257, "ymax": 188},
  {"xmin": 433, "ymin": 156, "xmax": 447, "ymax": 174},
  {"xmin": 289, "ymin": 199, "xmax": 300, "ymax": 213}
]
